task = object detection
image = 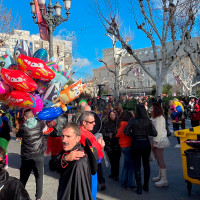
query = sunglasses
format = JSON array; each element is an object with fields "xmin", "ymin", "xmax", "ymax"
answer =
[{"xmin": 85, "ymin": 121, "xmax": 95, "ymax": 124}]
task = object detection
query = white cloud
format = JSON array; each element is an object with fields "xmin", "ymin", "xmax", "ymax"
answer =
[
  {"xmin": 54, "ymin": 29, "xmax": 68, "ymax": 40},
  {"xmin": 73, "ymin": 57, "xmax": 91, "ymax": 67}
]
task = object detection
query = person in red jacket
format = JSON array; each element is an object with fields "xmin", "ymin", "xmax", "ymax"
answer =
[
  {"xmin": 79, "ymin": 111, "xmax": 105, "ymax": 200},
  {"xmin": 191, "ymin": 99, "xmax": 200, "ymax": 127},
  {"xmin": 116, "ymin": 111, "xmax": 136, "ymax": 190}
]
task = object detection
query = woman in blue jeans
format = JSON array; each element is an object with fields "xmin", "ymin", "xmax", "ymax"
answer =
[{"xmin": 116, "ymin": 111, "xmax": 136, "ymax": 189}]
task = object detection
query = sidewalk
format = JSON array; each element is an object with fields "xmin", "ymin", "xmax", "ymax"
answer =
[{"xmin": 7, "ymin": 132, "xmax": 200, "ymax": 200}]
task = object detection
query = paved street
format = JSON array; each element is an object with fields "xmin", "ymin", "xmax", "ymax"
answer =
[{"xmin": 7, "ymin": 119, "xmax": 200, "ymax": 200}]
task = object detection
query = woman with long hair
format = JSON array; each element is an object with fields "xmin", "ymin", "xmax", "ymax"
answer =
[
  {"xmin": 116, "ymin": 111, "xmax": 136, "ymax": 189},
  {"xmin": 101, "ymin": 110, "xmax": 121, "ymax": 181},
  {"xmin": 124, "ymin": 104, "xmax": 157, "ymax": 194},
  {"xmin": 150, "ymin": 102, "xmax": 170, "ymax": 187}
]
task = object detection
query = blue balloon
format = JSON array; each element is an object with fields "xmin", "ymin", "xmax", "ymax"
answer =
[
  {"xmin": 37, "ymin": 106, "xmax": 71, "ymax": 121},
  {"xmin": 38, "ymin": 107, "xmax": 63, "ymax": 121},
  {"xmin": 33, "ymin": 49, "xmax": 48, "ymax": 62}
]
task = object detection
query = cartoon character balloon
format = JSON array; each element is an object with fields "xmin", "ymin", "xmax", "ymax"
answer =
[
  {"xmin": 33, "ymin": 49, "xmax": 48, "ymax": 62},
  {"xmin": 0, "ymin": 54, "xmax": 14, "ymax": 69},
  {"xmin": 30, "ymin": 94, "xmax": 43, "ymax": 115},
  {"xmin": 17, "ymin": 54, "xmax": 55, "ymax": 81},
  {"xmin": 1, "ymin": 68, "xmax": 37, "ymax": 92},
  {"xmin": 41, "ymin": 82, "xmax": 61, "ymax": 108},
  {"xmin": 53, "ymin": 79, "xmax": 85, "ymax": 111},
  {"xmin": 13, "ymin": 40, "xmax": 32, "ymax": 62},
  {"xmin": 46, "ymin": 61, "xmax": 69, "ymax": 87},
  {"xmin": 35, "ymin": 79, "xmax": 50, "ymax": 94},
  {"xmin": 6, "ymin": 91, "xmax": 36, "ymax": 108}
]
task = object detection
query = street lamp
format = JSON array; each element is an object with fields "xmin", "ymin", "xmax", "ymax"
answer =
[{"xmin": 30, "ymin": 0, "xmax": 72, "ymax": 58}]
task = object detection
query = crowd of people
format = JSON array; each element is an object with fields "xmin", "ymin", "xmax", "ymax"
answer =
[{"xmin": 0, "ymin": 94, "xmax": 199, "ymax": 199}]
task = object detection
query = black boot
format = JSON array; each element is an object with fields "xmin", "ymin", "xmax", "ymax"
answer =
[
  {"xmin": 143, "ymin": 184, "xmax": 149, "ymax": 192},
  {"xmin": 135, "ymin": 170, "xmax": 142, "ymax": 195},
  {"xmin": 143, "ymin": 164, "xmax": 150, "ymax": 192}
]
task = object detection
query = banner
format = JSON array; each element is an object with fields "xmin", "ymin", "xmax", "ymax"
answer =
[{"xmin": 34, "ymin": 0, "xmax": 49, "ymax": 41}]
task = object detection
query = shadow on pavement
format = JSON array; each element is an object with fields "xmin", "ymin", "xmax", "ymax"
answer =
[{"xmin": 44, "ymin": 155, "xmax": 60, "ymax": 179}]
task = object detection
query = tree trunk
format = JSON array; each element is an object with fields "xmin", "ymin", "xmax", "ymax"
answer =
[
  {"xmin": 114, "ymin": 73, "xmax": 120, "ymax": 99},
  {"xmin": 156, "ymin": 79, "xmax": 163, "ymax": 98}
]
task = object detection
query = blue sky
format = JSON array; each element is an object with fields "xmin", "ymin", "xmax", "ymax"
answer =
[{"xmin": 4, "ymin": 0, "xmax": 150, "ymax": 80}]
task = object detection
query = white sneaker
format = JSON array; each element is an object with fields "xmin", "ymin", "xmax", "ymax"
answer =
[
  {"xmin": 4, "ymin": 165, "xmax": 8, "ymax": 169},
  {"xmin": 155, "ymin": 178, "xmax": 168, "ymax": 187},
  {"xmin": 174, "ymin": 144, "xmax": 180, "ymax": 148},
  {"xmin": 152, "ymin": 169, "xmax": 161, "ymax": 182},
  {"xmin": 152, "ymin": 175, "xmax": 161, "ymax": 182}
]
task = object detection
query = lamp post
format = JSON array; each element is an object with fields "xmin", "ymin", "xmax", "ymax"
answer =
[{"xmin": 30, "ymin": 0, "xmax": 72, "ymax": 58}]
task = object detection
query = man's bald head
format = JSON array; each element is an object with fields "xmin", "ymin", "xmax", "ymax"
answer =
[{"xmin": 84, "ymin": 105, "xmax": 91, "ymax": 112}]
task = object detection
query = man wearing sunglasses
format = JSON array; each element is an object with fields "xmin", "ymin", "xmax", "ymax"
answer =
[
  {"xmin": 79, "ymin": 112, "xmax": 104, "ymax": 158},
  {"xmin": 79, "ymin": 111, "xmax": 105, "ymax": 200}
]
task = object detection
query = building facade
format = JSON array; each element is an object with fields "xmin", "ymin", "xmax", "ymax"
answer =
[
  {"xmin": 93, "ymin": 38, "xmax": 200, "ymax": 96},
  {"xmin": 0, "ymin": 29, "xmax": 72, "ymax": 71}
]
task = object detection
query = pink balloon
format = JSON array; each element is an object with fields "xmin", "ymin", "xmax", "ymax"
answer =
[
  {"xmin": 31, "ymin": 94, "xmax": 43, "ymax": 115},
  {"xmin": 0, "ymin": 80, "xmax": 9, "ymax": 94}
]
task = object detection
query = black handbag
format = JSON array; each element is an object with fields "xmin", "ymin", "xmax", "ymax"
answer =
[
  {"xmin": 149, "ymin": 120, "xmax": 158, "ymax": 137},
  {"xmin": 166, "ymin": 125, "xmax": 172, "ymax": 137}
]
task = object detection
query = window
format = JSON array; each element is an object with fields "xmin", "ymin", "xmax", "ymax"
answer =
[
  {"xmin": 147, "ymin": 80, "xmax": 151, "ymax": 87},
  {"xmin": 132, "ymin": 81, "xmax": 136, "ymax": 87}
]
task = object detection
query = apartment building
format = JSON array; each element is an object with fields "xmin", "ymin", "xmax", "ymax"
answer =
[{"xmin": 0, "ymin": 29, "xmax": 72, "ymax": 71}]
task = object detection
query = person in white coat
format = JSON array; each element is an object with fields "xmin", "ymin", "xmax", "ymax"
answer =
[{"xmin": 150, "ymin": 102, "xmax": 170, "ymax": 187}]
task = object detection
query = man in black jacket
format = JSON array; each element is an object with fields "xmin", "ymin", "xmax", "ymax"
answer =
[
  {"xmin": 49, "ymin": 123, "xmax": 96, "ymax": 200},
  {"xmin": 16, "ymin": 109, "xmax": 45, "ymax": 200}
]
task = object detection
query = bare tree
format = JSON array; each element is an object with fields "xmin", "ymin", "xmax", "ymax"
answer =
[
  {"xmin": 0, "ymin": 0, "xmax": 21, "ymax": 47},
  {"xmin": 91, "ymin": 0, "xmax": 199, "ymax": 97},
  {"xmin": 98, "ymin": 34, "xmax": 134, "ymax": 98},
  {"xmin": 172, "ymin": 58, "xmax": 200, "ymax": 95}
]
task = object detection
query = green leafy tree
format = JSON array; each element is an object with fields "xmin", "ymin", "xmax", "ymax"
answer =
[
  {"xmin": 163, "ymin": 84, "xmax": 172, "ymax": 96},
  {"xmin": 122, "ymin": 99, "xmax": 137, "ymax": 112},
  {"xmin": 151, "ymin": 85, "xmax": 156, "ymax": 96}
]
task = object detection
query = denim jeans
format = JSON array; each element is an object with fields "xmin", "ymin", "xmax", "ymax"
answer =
[
  {"xmin": 91, "ymin": 173, "xmax": 97, "ymax": 200},
  {"xmin": 121, "ymin": 147, "xmax": 136, "ymax": 188}
]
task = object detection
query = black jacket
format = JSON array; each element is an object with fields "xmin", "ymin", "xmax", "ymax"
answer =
[
  {"xmin": 124, "ymin": 118, "xmax": 152, "ymax": 140},
  {"xmin": 49, "ymin": 143, "xmax": 93, "ymax": 200},
  {"xmin": 16, "ymin": 120, "xmax": 45, "ymax": 159},
  {"xmin": 101, "ymin": 120, "xmax": 120, "ymax": 153},
  {"xmin": 0, "ymin": 170, "xmax": 30, "ymax": 200},
  {"xmin": 48, "ymin": 115, "xmax": 67, "ymax": 137},
  {"xmin": 124, "ymin": 104, "xmax": 153, "ymax": 140}
]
